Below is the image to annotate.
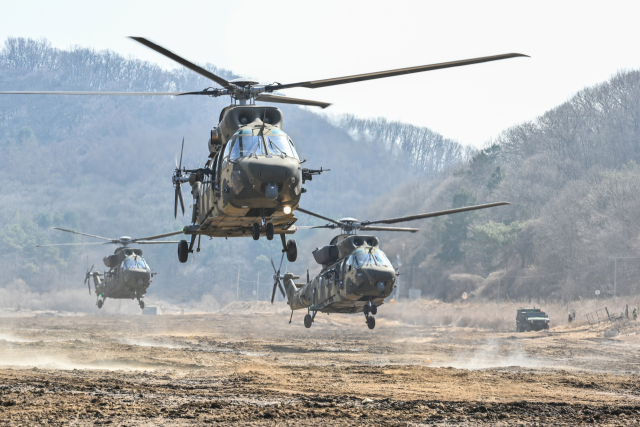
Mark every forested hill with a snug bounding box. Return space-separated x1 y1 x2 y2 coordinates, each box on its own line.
367 69 640 303
0 37 465 312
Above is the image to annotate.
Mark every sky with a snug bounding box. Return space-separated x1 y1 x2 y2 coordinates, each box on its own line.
1 0 640 147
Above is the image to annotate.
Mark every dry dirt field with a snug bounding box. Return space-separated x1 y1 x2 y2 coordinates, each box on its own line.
1 301 640 426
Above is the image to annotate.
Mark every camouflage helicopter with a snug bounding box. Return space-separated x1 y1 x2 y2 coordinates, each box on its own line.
36 228 182 309
269 202 510 329
1 37 527 264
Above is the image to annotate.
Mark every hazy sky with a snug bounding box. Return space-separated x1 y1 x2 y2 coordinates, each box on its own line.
1 0 639 147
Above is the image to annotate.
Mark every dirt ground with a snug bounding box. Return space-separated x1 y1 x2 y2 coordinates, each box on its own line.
1 302 640 426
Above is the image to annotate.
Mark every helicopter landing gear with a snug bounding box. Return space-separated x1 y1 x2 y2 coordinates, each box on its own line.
97 299 103 309
139 300 145 309
304 313 312 328
279 234 297 262
364 302 376 329
367 316 376 329
266 223 274 240
252 223 260 240
178 240 189 263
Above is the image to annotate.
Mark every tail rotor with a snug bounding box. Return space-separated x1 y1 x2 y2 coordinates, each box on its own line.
270 253 286 304
84 265 94 294
172 138 186 218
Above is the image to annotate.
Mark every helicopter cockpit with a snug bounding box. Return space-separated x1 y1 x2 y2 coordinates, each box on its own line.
351 249 393 269
121 257 150 271
223 129 300 166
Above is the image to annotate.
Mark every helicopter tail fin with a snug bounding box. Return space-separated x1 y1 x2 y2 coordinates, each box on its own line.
283 273 308 310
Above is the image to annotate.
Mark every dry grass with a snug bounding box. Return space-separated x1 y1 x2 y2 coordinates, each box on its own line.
379 297 638 331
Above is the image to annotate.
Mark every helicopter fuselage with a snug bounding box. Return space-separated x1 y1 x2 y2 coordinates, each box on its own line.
284 235 396 314
186 105 302 239
92 247 154 307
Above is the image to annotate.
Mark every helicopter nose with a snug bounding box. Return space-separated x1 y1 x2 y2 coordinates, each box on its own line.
125 269 149 284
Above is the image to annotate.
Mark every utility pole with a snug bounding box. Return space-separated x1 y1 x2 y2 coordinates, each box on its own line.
236 266 240 301
497 277 500 305
256 271 260 301
614 258 617 303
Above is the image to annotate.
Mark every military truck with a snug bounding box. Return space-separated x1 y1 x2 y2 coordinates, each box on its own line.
516 308 550 332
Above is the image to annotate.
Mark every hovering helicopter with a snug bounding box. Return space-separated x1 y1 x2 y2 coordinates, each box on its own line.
269 201 510 329
1 37 528 264
36 228 182 309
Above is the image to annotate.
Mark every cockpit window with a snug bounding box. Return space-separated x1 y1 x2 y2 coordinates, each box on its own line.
354 250 374 268
373 252 392 267
230 135 266 160
353 250 392 268
137 258 149 270
267 135 299 160
122 258 136 270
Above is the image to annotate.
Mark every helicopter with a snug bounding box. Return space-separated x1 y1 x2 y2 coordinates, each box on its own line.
36 227 182 309
1 37 528 264
269 201 510 329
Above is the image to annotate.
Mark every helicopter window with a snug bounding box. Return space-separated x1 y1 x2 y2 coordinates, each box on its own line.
373 252 392 267
122 258 137 270
267 136 299 160
221 141 233 169
354 251 375 268
230 135 265 160
137 258 149 270
346 255 353 272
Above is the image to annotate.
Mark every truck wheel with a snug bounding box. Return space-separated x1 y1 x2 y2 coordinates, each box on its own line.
266 223 274 240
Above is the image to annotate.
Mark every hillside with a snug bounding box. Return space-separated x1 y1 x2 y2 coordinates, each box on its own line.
369 69 640 303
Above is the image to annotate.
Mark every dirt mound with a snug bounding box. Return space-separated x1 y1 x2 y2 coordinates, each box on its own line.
219 301 290 314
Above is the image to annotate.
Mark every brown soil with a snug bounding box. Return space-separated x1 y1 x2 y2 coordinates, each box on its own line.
1 303 640 425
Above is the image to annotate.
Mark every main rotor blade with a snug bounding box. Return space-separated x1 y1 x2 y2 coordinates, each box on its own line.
295 225 338 230
51 227 114 241
364 202 512 225
266 53 528 91
255 94 331 109
296 208 341 226
36 242 113 247
133 231 184 242
129 37 231 88
270 258 277 274
136 241 182 244
360 226 420 233
0 91 193 96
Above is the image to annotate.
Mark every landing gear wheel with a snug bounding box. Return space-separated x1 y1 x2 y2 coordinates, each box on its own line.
304 313 313 328
286 239 298 262
266 223 274 240
371 305 378 315
139 300 145 309
178 240 189 263
97 300 103 309
252 223 260 241
367 316 376 330
364 304 370 316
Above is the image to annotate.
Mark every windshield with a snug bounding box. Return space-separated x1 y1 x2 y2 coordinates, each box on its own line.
373 251 393 267
122 258 137 270
267 135 299 159
137 258 149 270
354 250 392 268
230 135 266 160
